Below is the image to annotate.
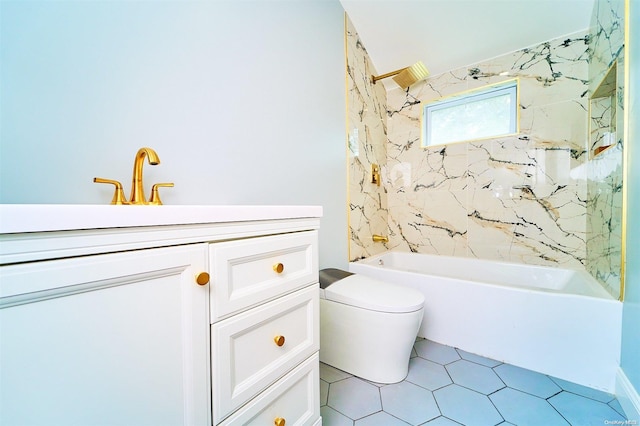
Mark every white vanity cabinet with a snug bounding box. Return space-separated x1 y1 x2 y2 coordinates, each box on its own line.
0 205 322 426
0 244 211 426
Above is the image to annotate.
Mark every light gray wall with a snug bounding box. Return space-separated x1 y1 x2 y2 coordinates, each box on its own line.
0 0 348 269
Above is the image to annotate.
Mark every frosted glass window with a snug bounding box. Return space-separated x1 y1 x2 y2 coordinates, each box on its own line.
422 80 518 146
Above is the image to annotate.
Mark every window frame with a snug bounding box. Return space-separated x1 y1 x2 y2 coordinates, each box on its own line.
421 78 519 148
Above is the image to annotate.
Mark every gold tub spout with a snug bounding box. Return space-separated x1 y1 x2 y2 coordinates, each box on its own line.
130 147 160 205
372 234 388 243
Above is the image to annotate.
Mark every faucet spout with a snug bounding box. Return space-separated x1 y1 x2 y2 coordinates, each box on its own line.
130 147 160 204
372 234 388 243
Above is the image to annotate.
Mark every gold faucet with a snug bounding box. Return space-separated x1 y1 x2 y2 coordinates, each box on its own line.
94 147 173 205
372 234 389 243
130 147 160 204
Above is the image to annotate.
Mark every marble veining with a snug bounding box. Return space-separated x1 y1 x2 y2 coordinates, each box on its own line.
346 17 388 261
586 0 624 299
382 29 591 269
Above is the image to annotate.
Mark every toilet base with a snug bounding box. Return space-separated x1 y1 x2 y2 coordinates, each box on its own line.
319 299 423 384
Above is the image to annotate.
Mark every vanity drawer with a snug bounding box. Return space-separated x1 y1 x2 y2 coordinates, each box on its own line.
211 285 319 424
209 231 317 322
219 353 320 426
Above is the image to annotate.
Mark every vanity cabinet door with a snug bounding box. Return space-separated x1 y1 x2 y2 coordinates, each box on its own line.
0 244 211 426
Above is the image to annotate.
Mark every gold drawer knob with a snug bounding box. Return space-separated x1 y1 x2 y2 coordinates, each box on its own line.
195 272 210 286
273 263 284 274
274 335 285 347
274 417 285 426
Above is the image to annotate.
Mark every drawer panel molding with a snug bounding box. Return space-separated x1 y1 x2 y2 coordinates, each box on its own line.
209 231 318 322
219 354 320 426
211 286 319 423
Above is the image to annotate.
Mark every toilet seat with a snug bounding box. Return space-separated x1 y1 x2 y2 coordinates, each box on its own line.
324 274 424 313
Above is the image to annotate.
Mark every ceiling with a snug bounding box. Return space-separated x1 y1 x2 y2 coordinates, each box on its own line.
339 0 595 84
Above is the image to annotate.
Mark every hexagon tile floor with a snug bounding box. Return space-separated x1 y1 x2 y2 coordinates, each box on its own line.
320 339 631 426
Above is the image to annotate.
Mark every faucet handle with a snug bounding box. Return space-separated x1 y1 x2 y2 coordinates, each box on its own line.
148 182 174 205
93 177 129 205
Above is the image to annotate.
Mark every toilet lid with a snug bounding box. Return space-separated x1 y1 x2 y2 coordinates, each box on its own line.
324 274 425 313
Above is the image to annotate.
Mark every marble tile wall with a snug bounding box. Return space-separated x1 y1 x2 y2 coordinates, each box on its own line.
346 0 625 299
384 32 590 269
346 16 389 260
586 0 625 299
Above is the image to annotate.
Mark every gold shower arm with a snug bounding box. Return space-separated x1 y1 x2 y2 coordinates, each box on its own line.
372 68 406 83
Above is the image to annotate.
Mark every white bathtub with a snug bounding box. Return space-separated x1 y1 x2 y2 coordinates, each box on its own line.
349 251 623 392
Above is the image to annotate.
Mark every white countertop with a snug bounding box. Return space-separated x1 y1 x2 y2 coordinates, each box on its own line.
0 204 323 234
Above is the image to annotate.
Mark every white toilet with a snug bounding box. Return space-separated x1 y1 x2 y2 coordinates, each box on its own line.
319 268 425 384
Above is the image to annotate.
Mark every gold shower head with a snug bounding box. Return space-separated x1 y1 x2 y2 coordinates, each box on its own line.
372 61 430 89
